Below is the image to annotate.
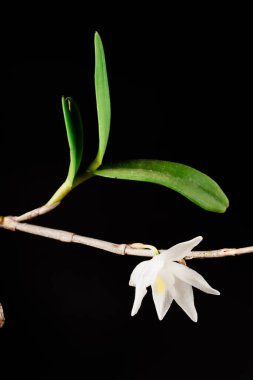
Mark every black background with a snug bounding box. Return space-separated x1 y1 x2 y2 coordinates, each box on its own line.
0 7 252 379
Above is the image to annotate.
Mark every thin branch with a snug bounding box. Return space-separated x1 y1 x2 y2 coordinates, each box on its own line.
1 216 253 259
14 202 60 222
185 247 253 260
1 216 149 256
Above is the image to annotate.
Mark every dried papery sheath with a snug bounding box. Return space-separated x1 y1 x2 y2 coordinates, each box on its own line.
0 303 5 328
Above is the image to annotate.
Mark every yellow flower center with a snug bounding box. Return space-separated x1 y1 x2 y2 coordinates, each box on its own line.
154 276 166 293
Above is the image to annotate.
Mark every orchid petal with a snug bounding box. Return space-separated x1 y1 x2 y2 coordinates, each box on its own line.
173 278 198 322
151 273 174 320
131 286 147 316
130 259 159 317
171 262 220 295
129 258 161 288
160 236 203 261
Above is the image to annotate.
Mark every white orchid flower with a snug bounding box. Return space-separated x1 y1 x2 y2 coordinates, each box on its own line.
129 236 220 322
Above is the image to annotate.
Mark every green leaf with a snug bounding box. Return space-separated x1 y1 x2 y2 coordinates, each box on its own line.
89 31 111 171
46 96 84 205
94 159 229 213
62 96 84 184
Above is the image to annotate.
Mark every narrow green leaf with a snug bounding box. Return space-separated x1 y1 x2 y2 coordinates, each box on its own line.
62 96 84 184
94 159 229 213
46 97 84 205
89 31 111 170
